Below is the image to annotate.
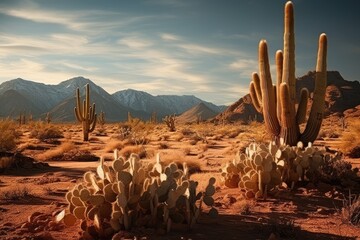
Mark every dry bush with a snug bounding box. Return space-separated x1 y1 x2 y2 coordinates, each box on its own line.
158 142 169 149
104 139 124 153
235 199 253 215
29 122 63 141
342 192 360 226
0 119 19 152
0 186 32 201
162 156 202 175
339 120 360 157
119 145 147 159
37 141 75 161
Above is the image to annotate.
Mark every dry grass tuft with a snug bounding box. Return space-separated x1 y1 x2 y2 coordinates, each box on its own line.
104 139 124 153
37 141 74 161
339 120 360 157
29 122 63 141
342 192 360 226
119 145 147 159
0 119 19 152
0 186 32 201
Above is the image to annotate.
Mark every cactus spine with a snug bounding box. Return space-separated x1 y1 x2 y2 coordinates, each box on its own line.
74 84 97 141
249 1 327 146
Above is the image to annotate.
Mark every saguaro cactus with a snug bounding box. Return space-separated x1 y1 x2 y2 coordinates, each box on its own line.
249 1 327 146
74 84 97 141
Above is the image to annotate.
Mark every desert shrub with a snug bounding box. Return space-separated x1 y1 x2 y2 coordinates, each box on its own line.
319 153 359 186
0 119 19 152
119 145 147 159
116 120 151 145
339 120 360 156
36 141 75 161
29 122 63 141
158 142 169 149
341 192 360 226
0 186 32 201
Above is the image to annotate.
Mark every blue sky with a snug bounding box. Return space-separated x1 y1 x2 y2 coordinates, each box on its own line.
0 0 359 105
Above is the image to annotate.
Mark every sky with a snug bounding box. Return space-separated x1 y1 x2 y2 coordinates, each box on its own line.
0 0 359 105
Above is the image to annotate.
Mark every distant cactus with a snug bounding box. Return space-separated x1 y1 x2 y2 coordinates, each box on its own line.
97 111 105 127
18 113 26 125
74 84 97 141
249 1 327 146
163 114 176 132
150 111 157 124
45 112 51 124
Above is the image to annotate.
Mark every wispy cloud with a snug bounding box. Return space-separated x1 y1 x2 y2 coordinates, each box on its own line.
160 33 181 41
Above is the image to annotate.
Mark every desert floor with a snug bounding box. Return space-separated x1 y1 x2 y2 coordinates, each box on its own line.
0 119 359 240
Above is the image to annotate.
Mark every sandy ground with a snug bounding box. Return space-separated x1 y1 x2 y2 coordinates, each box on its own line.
0 122 359 240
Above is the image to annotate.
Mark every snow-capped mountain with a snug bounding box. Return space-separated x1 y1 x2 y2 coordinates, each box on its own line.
112 89 226 117
0 77 226 121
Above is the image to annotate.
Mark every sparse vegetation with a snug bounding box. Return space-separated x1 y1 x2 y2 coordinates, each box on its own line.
0 119 19 152
339 120 360 157
29 122 63 141
341 192 360 226
0 186 32 201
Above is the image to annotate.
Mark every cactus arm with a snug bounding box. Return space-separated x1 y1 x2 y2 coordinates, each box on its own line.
276 50 283 121
296 88 309 124
85 84 90 119
252 72 263 108
300 34 327 143
75 88 84 122
282 1 296 108
250 82 262 113
259 40 280 138
89 113 97 132
279 83 299 146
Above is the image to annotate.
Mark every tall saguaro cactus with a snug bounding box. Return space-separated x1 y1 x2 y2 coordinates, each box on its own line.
74 84 97 141
249 1 327 146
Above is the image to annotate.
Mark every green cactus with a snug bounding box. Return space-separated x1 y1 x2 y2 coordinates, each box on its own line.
249 1 327 146
74 83 97 141
163 114 176 132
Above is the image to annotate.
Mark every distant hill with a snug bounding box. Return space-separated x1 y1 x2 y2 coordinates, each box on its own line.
214 71 360 123
112 89 226 118
177 102 218 123
0 77 225 122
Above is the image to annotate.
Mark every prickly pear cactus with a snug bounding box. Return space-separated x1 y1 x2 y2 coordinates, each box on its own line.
222 142 332 199
58 152 217 239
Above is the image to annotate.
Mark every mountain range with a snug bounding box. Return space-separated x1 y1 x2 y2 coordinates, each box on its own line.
0 77 226 122
215 71 360 123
